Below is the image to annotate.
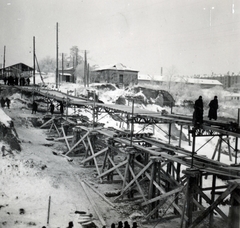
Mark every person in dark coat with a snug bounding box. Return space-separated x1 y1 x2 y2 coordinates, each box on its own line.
3 76 7 85
208 96 218 120
193 96 203 125
32 101 38 114
59 101 64 115
50 102 55 115
1 97 5 108
26 77 30 85
67 221 74 228
5 97 10 109
111 223 116 228
123 221 130 228
132 222 138 228
118 221 123 228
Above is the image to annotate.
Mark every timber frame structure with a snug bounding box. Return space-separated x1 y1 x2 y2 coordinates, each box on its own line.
16 86 240 227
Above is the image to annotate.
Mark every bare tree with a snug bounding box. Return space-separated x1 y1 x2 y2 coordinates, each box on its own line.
39 56 56 73
70 46 83 68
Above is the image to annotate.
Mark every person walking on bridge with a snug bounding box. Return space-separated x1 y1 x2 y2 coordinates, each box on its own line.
208 96 218 120
49 102 55 115
193 96 203 126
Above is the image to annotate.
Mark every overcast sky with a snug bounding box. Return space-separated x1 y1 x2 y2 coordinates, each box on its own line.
0 0 239 76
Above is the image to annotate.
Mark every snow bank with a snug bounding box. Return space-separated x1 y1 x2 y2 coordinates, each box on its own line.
0 108 12 127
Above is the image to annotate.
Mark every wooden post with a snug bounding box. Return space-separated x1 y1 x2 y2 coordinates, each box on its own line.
182 168 200 228
179 125 183 147
209 174 217 227
47 196 51 225
168 123 172 144
191 128 196 168
148 160 157 218
228 180 240 228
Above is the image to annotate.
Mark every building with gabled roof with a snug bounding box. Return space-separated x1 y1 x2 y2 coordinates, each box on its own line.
0 62 33 79
93 63 138 87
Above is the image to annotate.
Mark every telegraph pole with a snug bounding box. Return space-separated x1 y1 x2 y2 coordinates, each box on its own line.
3 45 6 69
56 22 59 88
33 36 35 85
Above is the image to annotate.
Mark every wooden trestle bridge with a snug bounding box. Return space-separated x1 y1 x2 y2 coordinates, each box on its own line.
18 86 240 228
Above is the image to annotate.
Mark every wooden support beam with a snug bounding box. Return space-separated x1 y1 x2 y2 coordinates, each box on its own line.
98 160 128 178
87 136 101 178
189 183 238 228
65 131 90 156
114 160 153 202
40 117 55 128
142 186 184 206
107 155 126 182
80 147 108 164
128 165 147 202
61 125 70 150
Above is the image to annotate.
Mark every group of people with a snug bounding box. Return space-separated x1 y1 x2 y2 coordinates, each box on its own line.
3 76 30 86
102 221 138 228
31 100 64 115
1 97 11 109
193 95 218 126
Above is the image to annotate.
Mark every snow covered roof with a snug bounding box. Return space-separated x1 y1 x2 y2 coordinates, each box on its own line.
94 63 138 72
59 73 72 76
138 74 222 85
0 62 33 71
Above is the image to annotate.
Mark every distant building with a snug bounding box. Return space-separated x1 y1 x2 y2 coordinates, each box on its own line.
202 73 240 88
0 62 33 80
93 63 138 87
58 67 76 83
138 74 222 89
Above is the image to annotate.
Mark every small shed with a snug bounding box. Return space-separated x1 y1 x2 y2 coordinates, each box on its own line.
93 63 138 87
58 67 75 83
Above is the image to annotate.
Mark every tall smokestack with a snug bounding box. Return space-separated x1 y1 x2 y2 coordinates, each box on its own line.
161 67 163 76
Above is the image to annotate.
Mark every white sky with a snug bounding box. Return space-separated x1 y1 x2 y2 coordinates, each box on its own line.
0 0 239 76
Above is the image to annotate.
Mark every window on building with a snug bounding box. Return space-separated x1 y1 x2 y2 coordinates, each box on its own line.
119 74 123 83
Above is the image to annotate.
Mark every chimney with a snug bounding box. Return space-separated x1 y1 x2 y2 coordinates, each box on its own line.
161 67 163 76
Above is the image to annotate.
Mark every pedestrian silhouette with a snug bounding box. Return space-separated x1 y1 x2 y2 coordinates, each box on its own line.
50 102 55 115
32 101 38 114
1 97 5 108
124 221 130 228
5 97 10 109
208 96 218 120
67 221 74 228
193 96 203 126
118 221 123 228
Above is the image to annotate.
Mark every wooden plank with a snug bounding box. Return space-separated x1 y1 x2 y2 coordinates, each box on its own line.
80 181 106 226
83 180 115 208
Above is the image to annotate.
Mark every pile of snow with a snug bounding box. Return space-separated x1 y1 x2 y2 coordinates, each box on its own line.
0 108 12 127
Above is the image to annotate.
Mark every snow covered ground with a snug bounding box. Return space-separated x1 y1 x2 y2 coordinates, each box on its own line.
0 80 239 228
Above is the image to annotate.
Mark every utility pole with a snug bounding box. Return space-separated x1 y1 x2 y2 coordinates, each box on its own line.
56 22 59 88
62 53 64 85
33 36 35 85
3 45 6 74
84 50 87 87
